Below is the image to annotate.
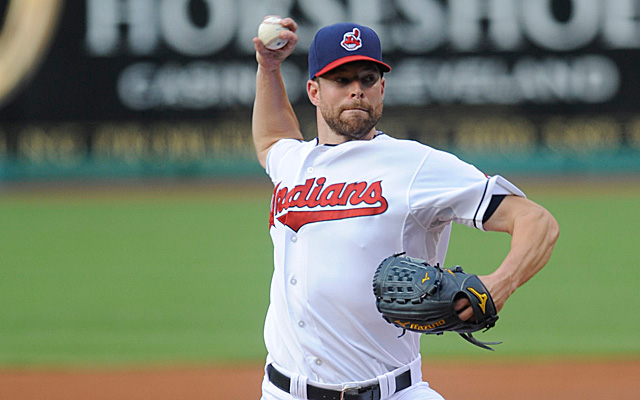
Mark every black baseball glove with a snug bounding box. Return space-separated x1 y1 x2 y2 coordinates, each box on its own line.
372 253 501 350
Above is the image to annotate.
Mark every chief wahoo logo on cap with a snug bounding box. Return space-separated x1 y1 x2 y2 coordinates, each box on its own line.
341 28 363 51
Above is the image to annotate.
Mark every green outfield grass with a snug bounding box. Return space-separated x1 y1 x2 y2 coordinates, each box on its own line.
1 180 639 367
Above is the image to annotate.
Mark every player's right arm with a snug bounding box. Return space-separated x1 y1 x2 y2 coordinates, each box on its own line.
252 17 303 168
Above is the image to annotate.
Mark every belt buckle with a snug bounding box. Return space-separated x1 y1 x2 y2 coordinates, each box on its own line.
340 384 362 400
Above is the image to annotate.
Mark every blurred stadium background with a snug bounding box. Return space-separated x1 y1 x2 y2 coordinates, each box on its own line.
1 1 639 399
2 0 640 181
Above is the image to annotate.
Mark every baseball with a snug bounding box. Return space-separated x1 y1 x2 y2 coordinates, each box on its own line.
258 17 289 50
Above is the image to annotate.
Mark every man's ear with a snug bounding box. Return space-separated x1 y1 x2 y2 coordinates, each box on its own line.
380 77 385 99
307 79 320 106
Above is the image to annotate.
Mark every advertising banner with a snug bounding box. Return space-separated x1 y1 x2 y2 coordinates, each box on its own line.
1 0 640 181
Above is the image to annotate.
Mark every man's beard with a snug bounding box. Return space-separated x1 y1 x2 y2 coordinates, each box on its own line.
320 101 383 141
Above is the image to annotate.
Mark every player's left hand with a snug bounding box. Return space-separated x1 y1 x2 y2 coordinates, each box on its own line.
454 297 474 321
455 275 508 321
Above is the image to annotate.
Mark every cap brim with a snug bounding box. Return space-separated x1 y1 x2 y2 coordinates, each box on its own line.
315 55 391 78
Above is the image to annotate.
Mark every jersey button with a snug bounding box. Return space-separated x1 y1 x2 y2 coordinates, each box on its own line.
290 277 297 285
315 359 322 366
306 167 314 174
291 236 297 242
298 321 305 328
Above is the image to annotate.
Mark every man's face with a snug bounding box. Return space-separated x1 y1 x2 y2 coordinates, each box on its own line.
315 62 385 140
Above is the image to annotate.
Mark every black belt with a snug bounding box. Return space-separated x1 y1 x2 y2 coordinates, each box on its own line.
267 363 412 400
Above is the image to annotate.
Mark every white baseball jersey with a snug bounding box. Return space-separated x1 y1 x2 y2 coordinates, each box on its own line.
263 133 524 384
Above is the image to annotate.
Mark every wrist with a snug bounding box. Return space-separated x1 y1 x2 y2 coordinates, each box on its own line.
482 271 515 313
257 62 283 76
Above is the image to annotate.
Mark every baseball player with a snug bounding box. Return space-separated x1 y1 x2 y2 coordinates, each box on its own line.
252 17 559 400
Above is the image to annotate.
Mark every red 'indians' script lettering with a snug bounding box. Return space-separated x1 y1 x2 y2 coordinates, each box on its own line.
269 177 388 232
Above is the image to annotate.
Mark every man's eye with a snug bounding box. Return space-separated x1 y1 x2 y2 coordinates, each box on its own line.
336 77 350 84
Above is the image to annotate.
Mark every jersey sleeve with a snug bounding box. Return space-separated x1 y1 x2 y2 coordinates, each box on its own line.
265 138 304 183
408 149 525 231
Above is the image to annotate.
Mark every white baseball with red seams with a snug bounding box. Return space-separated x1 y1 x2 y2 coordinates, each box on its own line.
258 16 289 50
262 133 524 385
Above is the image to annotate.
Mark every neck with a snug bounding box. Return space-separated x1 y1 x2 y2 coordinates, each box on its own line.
318 131 376 145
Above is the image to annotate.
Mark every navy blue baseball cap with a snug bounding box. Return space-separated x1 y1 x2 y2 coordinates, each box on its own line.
308 22 391 79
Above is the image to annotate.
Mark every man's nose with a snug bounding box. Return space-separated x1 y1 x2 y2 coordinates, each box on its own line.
350 81 364 98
